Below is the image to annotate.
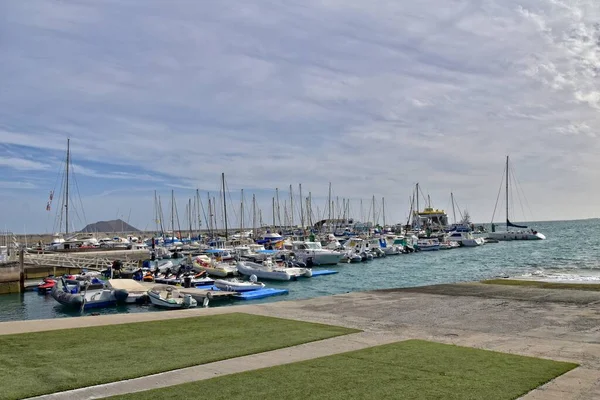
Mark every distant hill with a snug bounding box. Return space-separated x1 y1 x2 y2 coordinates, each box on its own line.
80 219 140 233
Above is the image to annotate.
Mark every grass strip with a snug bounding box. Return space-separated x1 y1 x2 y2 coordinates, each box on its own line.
0 312 358 399
482 279 600 291
112 339 577 400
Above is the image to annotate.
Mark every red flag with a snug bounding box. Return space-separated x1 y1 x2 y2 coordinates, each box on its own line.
46 202 51 211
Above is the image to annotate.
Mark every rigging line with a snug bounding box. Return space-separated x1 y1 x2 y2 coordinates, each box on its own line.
510 163 534 222
70 164 88 228
509 163 526 222
490 164 505 223
223 178 239 227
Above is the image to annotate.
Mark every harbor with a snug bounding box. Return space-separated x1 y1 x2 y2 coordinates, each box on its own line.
1 218 599 322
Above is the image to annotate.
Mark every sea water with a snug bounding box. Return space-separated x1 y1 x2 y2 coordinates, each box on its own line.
1 218 599 322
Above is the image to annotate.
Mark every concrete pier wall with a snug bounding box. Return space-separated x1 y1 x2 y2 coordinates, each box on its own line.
0 262 21 295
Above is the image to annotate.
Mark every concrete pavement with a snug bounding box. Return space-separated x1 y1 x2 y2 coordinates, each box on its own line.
2 282 600 399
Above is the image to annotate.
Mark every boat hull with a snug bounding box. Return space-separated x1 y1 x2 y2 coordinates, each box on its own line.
236 262 292 281
487 231 546 241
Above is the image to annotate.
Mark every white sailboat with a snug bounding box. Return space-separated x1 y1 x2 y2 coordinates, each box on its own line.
488 156 546 241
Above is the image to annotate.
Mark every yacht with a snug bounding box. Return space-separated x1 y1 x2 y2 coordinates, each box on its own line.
290 241 342 266
445 231 485 247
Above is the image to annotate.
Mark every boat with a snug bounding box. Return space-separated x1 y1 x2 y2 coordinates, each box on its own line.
289 241 342 266
37 277 56 294
445 231 485 247
193 255 237 277
50 277 117 310
147 285 197 308
214 277 265 292
439 241 460 250
487 156 546 241
416 239 440 251
236 259 312 281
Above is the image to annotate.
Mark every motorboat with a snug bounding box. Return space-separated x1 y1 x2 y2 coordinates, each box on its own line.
417 239 440 251
214 277 265 292
147 285 197 309
445 231 485 247
193 255 237 277
289 241 342 266
236 258 312 281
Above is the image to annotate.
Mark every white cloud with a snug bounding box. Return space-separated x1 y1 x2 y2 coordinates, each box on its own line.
0 156 50 171
2 0 600 232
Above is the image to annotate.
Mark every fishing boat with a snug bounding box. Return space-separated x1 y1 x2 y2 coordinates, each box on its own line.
488 156 546 241
214 277 265 292
147 285 197 309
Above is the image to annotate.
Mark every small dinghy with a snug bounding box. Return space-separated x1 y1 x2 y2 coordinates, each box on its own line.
51 277 117 310
147 285 197 309
214 275 265 292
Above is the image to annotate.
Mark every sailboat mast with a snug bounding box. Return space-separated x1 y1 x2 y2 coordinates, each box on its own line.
382 197 386 228
327 182 332 230
188 198 192 239
506 156 509 231
289 184 294 228
65 138 70 236
222 173 228 240
416 183 420 212
506 155 509 230
240 189 244 233
207 192 212 237
252 194 257 240
196 189 202 238
299 183 304 230
451 192 456 224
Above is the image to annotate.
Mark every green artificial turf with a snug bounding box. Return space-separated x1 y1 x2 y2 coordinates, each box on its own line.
112 340 577 400
0 313 359 399
482 279 600 291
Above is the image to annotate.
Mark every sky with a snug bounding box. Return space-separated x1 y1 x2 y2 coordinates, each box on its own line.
1 0 600 234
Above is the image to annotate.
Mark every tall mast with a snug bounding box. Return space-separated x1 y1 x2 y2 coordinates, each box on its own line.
506 155 509 230
252 194 257 239
299 183 304 230
382 197 386 228
272 197 276 229
275 188 281 228
222 173 228 240
207 192 212 237
372 195 376 230
188 198 192 239
154 190 159 234
327 182 332 231
65 138 70 236
240 189 244 233
289 184 294 228
308 192 313 227
196 189 202 238
451 192 457 224
416 183 420 213
171 190 176 240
